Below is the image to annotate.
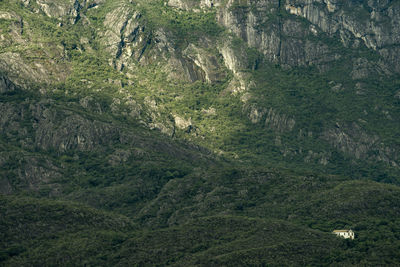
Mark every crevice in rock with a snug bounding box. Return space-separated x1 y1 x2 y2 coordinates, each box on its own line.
73 0 81 24
116 19 129 59
137 33 152 62
19 18 24 35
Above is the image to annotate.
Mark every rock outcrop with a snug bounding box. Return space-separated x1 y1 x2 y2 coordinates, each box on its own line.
322 122 398 167
167 0 400 73
182 43 226 83
285 0 400 72
0 74 16 94
102 4 148 69
24 0 103 24
168 0 221 10
0 0 398 181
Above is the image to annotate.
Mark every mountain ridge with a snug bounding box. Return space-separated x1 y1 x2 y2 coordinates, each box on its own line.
1 0 400 265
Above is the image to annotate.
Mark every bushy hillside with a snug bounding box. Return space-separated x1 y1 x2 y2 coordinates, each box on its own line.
1 0 400 265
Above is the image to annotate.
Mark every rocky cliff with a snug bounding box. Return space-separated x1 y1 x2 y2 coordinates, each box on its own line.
169 0 400 72
1 0 400 265
1 0 400 184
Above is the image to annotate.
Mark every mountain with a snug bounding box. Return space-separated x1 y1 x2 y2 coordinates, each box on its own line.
1 0 400 265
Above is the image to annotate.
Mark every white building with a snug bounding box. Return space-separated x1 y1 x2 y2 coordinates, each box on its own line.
332 229 355 240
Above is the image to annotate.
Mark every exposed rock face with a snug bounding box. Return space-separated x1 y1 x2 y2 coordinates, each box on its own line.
214 0 340 69
0 74 16 94
284 0 400 72
0 0 398 179
154 29 212 83
247 105 267 124
0 152 61 194
0 52 68 88
245 104 295 132
35 113 121 152
322 123 398 167
27 0 103 24
0 96 212 196
183 43 226 83
142 96 175 136
101 5 224 83
0 98 121 152
265 108 296 133
218 38 253 93
36 0 81 22
102 5 148 69
174 115 192 131
16 156 61 191
162 0 400 170
285 0 400 48
167 0 400 73
0 10 68 87
217 1 281 62
168 0 221 10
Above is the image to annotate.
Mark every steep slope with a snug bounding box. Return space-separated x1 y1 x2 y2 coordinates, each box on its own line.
1 0 400 265
1 0 400 180
0 78 217 218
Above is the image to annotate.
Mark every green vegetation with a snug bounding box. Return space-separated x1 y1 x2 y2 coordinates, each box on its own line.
1 0 400 265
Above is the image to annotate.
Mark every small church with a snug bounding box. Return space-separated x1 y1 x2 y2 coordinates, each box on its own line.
332 229 355 240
